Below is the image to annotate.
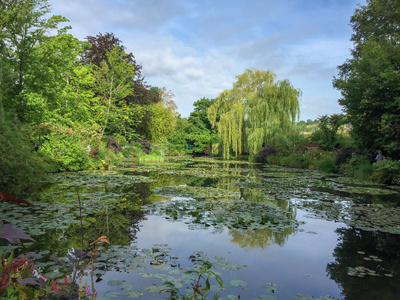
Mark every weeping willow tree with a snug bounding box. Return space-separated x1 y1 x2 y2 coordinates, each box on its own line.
208 69 301 160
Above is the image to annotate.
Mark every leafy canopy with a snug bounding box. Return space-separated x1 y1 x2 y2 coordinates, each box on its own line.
333 0 400 159
208 69 300 160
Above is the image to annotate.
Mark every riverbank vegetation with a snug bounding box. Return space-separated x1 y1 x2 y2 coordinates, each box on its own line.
1 0 400 199
1 1 400 298
1 0 400 193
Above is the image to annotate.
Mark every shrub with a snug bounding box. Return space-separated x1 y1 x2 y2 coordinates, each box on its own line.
354 163 373 181
335 146 355 166
106 136 122 153
136 137 151 154
27 123 103 172
281 153 308 169
0 121 50 196
151 143 164 156
315 156 337 173
97 145 123 169
265 154 280 165
370 159 400 184
343 155 370 177
256 145 276 163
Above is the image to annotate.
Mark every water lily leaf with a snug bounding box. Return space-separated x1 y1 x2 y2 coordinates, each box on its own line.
124 291 143 298
227 295 240 300
139 273 152 278
263 283 279 293
256 295 278 300
107 280 122 286
118 284 133 291
144 285 163 293
210 284 225 292
104 291 121 298
230 279 247 288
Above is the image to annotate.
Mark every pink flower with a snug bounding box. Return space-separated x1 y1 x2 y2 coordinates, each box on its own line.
86 287 90 295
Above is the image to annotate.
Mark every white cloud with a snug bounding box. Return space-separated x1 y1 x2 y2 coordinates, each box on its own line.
49 0 365 120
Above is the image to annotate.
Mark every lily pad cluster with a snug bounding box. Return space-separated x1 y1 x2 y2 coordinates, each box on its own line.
296 200 400 234
153 185 240 199
49 169 154 188
77 244 249 299
143 198 302 231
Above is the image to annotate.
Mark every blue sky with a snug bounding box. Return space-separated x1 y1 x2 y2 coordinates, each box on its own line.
50 0 366 120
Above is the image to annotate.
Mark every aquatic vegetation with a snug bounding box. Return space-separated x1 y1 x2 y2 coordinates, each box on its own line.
1 157 400 299
143 197 302 232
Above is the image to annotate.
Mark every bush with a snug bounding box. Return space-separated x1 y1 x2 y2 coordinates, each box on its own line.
265 154 281 165
315 156 337 173
343 155 370 177
281 153 308 169
0 121 50 196
97 145 124 169
151 143 164 156
136 137 151 154
354 163 373 181
256 145 276 163
370 159 400 184
27 122 103 171
335 146 356 166
106 136 122 153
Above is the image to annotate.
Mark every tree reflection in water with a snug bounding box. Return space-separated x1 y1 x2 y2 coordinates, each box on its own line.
327 226 400 300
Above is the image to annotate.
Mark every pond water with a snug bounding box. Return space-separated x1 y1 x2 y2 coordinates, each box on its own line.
1 158 400 300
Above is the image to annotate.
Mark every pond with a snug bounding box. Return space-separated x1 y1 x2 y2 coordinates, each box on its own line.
1 157 400 299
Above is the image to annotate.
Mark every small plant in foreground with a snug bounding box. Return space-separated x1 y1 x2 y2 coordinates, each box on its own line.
161 258 224 300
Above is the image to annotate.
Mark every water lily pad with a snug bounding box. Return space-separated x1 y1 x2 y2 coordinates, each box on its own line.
210 284 225 293
107 280 122 286
104 291 121 298
230 279 247 288
256 295 278 300
124 291 143 298
263 283 279 293
144 285 163 293
118 284 133 291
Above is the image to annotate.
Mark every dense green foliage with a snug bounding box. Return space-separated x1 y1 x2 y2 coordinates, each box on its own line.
333 0 400 159
0 0 180 195
208 69 301 160
1 0 400 198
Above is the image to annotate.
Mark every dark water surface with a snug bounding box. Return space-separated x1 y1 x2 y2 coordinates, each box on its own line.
1 158 400 299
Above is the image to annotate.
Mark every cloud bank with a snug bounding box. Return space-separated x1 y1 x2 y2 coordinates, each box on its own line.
50 0 365 120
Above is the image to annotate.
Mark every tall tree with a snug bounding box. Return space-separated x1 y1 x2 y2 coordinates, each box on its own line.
186 98 219 154
92 45 135 135
22 22 90 124
333 0 400 158
0 0 51 120
208 69 300 160
81 32 155 106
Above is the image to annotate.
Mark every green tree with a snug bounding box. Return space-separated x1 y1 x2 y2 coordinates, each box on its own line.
208 69 300 160
186 98 220 154
333 0 400 159
92 45 135 135
310 114 346 150
22 22 91 125
0 0 52 120
146 102 176 142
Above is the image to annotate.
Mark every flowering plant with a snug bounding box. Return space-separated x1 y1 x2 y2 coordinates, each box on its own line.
27 123 103 171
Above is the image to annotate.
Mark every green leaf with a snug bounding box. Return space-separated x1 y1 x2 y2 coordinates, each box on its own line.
229 279 247 288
